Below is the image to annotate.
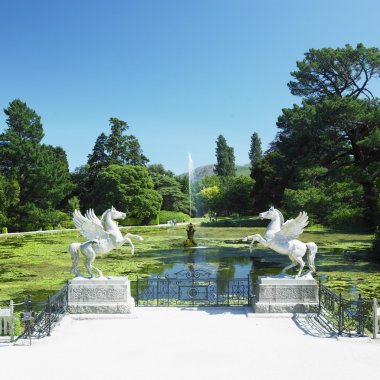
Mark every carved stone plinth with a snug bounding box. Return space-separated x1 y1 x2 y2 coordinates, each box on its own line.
68 277 134 314
252 275 318 313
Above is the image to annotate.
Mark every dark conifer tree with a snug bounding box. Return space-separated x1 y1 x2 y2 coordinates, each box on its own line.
214 135 235 177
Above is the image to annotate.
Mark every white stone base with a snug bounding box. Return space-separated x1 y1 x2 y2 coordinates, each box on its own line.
252 300 318 313
68 277 135 314
252 274 319 314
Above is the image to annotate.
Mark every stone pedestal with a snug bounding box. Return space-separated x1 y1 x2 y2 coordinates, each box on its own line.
252 275 318 313
68 277 134 314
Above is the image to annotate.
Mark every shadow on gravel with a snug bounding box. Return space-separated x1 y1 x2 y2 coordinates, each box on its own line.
292 314 337 339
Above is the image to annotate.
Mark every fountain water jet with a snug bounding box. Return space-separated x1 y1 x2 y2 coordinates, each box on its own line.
188 152 194 219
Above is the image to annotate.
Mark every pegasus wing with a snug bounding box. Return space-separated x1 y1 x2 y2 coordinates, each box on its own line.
275 211 309 240
85 208 102 227
73 209 109 241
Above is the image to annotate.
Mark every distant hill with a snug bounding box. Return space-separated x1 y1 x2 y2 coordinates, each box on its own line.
181 163 251 181
235 163 251 177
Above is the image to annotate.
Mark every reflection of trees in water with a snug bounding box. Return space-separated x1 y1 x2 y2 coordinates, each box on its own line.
132 247 255 299
216 263 235 293
186 250 195 270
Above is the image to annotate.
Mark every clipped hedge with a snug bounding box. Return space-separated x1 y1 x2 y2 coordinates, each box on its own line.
201 218 266 228
121 215 159 226
159 211 190 224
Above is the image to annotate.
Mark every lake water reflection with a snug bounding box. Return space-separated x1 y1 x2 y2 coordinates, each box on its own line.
141 244 380 299
144 246 291 284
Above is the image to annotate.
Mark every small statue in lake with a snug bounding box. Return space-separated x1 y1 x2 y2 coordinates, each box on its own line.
184 222 197 247
242 207 318 278
69 207 144 278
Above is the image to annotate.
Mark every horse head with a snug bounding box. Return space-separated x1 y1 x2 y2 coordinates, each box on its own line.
259 207 284 225
109 206 126 220
259 206 277 220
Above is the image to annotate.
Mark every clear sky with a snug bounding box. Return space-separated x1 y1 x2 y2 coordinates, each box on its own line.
1 0 380 174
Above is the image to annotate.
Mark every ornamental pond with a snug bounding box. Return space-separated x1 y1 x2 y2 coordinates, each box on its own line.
0 224 379 302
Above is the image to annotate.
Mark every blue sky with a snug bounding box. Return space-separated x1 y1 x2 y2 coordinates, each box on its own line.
1 0 380 174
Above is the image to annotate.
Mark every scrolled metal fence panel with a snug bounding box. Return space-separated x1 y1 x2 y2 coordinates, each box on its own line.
18 283 68 340
134 270 252 307
318 281 374 337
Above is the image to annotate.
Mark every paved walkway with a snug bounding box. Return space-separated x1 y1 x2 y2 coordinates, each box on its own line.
1 308 379 380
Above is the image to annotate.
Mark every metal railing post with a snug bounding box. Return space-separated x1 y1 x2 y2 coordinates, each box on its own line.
47 296 51 336
136 276 139 307
247 274 250 305
156 278 159 307
26 294 32 344
227 280 230 306
358 293 363 336
66 280 69 307
216 279 219 306
373 298 378 340
338 293 343 335
318 279 322 315
23 295 30 336
167 278 170 307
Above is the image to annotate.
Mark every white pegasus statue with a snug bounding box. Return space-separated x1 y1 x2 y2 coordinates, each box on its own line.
69 207 144 278
243 207 317 278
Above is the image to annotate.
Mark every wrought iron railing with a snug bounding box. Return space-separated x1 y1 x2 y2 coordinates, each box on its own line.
318 281 374 337
18 283 69 340
133 270 252 307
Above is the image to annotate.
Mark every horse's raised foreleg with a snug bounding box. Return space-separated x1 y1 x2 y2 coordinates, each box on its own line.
126 233 144 241
242 234 268 253
123 236 135 255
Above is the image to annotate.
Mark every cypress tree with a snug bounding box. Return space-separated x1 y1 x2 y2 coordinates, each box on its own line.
214 135 236 177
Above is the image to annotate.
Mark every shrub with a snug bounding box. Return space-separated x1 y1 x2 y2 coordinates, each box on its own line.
159 211 190 224
59 219 75 229
373 228 380 255
12 204 73 232
121 215 159 226
201 218 266 228
326 207 365 229
1 227 7 234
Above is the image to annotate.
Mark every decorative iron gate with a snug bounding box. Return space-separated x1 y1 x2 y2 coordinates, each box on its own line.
134 270 252 307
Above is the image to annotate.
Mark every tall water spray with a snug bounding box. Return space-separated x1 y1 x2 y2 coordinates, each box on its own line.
188 153 194 219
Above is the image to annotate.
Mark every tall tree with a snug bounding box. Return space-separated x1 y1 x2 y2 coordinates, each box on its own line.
288 43 380 101
0 99 44 178
248 132 262 172
251 44 380 231
26 145 73 209
0 99 73 231
87 132 108 180
148 164 188 213
0 100 72 207
214 135 236 177
91 165 162 223
107 117 148 166
0 175 19 227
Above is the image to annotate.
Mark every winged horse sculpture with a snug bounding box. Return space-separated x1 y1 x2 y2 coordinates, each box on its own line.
69 207 144 278
243 207 317 277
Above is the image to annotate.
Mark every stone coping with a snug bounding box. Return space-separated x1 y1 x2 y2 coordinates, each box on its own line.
258 274 317 286
70 276 130 285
